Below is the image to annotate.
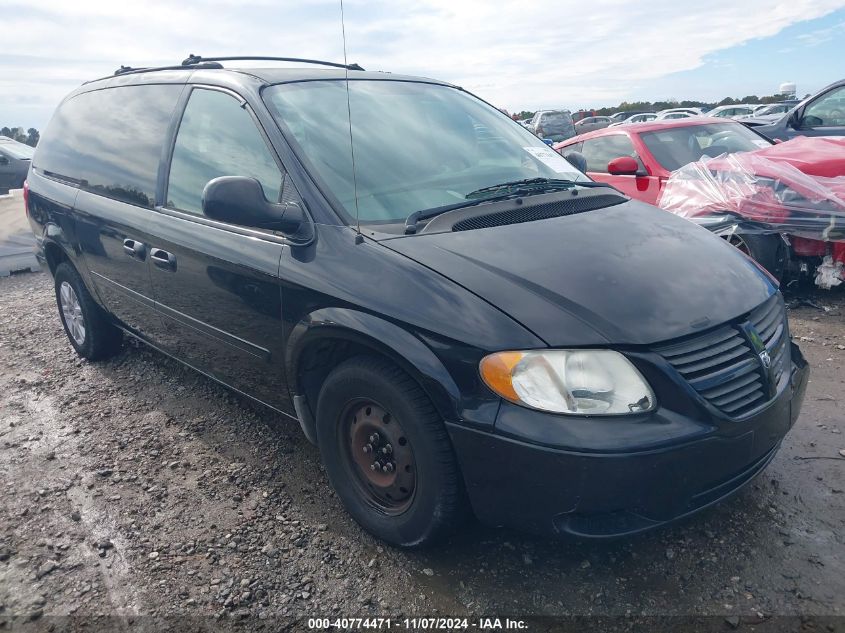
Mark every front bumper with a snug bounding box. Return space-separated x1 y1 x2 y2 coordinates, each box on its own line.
448 343 809 537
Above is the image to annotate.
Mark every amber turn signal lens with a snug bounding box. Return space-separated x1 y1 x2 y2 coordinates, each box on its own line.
479 351 524 402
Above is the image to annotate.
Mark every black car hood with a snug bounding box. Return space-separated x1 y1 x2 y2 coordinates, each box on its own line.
382 199 775 347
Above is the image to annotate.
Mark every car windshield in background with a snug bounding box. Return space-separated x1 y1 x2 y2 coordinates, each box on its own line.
264 81 585 226
1 142 35 160
640 122 772 171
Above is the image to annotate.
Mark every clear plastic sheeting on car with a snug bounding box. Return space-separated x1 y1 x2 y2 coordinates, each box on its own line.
658 138 845 243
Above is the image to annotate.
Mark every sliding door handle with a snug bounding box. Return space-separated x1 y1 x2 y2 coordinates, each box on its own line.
150 248 177 272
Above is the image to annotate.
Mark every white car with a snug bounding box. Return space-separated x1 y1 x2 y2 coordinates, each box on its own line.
655 111 695 120
608 112 657 127
656 107 703 117
706 105 756 119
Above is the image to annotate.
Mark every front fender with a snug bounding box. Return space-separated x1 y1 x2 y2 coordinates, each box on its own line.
286 307 462 425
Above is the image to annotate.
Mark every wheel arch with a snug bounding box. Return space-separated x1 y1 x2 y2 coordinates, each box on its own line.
286 308 462 444
42 237 71 276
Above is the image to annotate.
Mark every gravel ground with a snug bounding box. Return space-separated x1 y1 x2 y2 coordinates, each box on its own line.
0 270 843 631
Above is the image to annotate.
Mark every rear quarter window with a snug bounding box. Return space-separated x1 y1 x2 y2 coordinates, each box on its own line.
34 84 183 208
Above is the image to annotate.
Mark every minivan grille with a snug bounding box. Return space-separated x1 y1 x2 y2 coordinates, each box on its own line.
653 294 790 418
450 194 626 232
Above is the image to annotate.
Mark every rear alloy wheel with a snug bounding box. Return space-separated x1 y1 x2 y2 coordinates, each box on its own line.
54 262 122 360
316 356 468 547
59 281 86 347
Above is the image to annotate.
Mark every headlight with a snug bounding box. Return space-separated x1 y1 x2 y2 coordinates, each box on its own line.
479 350 655 415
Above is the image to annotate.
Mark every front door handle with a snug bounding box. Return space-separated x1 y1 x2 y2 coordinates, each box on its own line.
122 239 146 260
150 247 177 272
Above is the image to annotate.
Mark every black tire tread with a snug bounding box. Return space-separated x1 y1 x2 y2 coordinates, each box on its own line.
54 262 122 361
317 355 468 547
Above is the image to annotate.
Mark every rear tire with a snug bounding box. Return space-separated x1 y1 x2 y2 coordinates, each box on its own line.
316 355 468 547
54 262 122 360
727 233 786 280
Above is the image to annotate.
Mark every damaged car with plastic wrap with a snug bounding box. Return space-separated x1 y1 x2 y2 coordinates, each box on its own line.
659 136 845 289
27 58 809 547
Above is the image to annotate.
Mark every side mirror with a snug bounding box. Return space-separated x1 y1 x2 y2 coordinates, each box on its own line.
788 109 803 129
607 156 641 176
202 176 311 242
563 151 587 173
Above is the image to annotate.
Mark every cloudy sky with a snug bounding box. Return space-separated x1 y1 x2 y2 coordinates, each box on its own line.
2 0 845 129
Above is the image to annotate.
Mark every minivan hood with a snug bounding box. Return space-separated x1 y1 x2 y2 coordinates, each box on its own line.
382 199 774 347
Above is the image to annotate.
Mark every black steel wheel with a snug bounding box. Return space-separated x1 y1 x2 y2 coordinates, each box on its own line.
316 355 468 547
340 400 417 515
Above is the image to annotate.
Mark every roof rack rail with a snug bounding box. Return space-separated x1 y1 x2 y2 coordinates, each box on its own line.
181 54 365 72
109 62 224 79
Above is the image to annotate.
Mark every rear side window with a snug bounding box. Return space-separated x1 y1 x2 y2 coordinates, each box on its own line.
581 135 637 173
34 85 182 207
166 88 283 215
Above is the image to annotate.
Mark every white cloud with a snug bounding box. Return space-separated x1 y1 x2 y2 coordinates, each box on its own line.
795 19 845 45
2 0 844 127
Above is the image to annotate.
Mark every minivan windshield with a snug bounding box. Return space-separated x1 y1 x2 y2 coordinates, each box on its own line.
264 80 586 227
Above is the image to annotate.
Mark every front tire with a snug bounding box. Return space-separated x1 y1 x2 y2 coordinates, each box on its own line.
54 262 122 360
316 356 468 547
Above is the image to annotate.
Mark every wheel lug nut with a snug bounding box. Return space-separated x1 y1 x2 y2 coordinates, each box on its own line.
383 463 395 473
382 444 392 455
363 444 372 453
369 433 380 445
370 463 379 471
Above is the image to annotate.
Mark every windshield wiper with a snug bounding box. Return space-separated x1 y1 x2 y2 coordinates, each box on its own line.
464 177 615 200
404 198 506 234
403 178 621 235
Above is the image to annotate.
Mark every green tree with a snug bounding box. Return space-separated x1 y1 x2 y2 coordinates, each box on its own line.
26 128 40 147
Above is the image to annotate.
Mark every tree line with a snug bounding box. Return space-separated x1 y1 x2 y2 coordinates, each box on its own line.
1 127 40 147
513 92 809 121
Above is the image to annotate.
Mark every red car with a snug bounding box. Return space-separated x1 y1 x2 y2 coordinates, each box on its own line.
552 117 774 205
553 119 845 287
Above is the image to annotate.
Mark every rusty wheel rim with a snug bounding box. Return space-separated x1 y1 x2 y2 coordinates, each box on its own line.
339 400 416 515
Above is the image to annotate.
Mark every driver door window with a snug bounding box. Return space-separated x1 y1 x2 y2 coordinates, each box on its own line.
803 86 845 128
167 88 284 215
581 135 638 173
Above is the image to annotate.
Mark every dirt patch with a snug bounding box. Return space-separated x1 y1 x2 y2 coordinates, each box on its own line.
0 271 843 629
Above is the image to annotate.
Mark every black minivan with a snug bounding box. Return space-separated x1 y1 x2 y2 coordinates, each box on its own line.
27 57 809 546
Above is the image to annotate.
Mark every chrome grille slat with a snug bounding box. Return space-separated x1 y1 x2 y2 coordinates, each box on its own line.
653 294 789 418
